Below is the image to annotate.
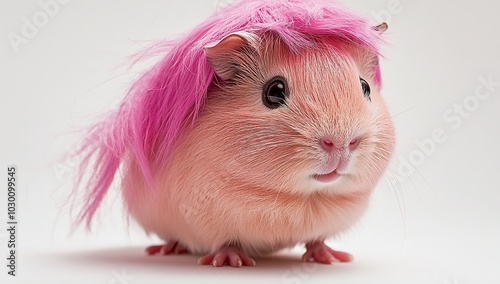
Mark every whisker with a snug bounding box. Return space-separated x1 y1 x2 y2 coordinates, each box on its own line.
413 167 439 201
391 106 417 119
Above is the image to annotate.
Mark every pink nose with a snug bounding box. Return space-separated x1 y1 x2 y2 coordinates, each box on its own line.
349 137 361 151
319 136 361 153
320 136 336 153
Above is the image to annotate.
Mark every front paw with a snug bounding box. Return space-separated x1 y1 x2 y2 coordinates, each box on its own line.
145 241 189 255
198 246 256 268
302 241 353 264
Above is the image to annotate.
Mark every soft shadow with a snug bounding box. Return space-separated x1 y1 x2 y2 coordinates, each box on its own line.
47 246 367 274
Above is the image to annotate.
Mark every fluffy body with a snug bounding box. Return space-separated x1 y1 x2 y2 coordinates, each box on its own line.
73 0 395 262
124 38 394 255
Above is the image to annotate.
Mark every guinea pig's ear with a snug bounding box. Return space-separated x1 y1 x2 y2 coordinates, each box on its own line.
373 22 388 34
204 32 255 81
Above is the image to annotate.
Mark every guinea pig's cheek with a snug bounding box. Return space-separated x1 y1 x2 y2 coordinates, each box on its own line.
340 151 362 175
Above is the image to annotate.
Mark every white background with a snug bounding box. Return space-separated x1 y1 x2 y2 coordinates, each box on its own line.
1 0 499 283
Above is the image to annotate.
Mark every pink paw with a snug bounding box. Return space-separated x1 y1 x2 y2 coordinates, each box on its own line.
302 241 353 264
145 241 189 255
198 247 256 268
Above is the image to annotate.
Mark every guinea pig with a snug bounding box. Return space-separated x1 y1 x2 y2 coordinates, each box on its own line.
72 0 395 268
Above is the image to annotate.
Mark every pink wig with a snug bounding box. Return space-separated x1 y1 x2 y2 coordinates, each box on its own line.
74 0 383 228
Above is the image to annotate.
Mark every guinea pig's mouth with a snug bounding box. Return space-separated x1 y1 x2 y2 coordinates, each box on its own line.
312 170 340 183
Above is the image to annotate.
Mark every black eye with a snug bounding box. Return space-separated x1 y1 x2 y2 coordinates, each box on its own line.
360 77 371 101
263 77 289 109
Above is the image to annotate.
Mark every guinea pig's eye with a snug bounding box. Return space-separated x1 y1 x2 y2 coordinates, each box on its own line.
360 77 371 101
263 77 289 109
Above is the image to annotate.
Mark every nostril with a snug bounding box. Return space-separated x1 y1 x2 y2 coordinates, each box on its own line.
323 139 334 147
349 137 361 151
320 137 336 153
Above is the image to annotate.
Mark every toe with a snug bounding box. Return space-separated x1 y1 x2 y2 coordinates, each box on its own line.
160 242 177 255
212 253 228 267
240 254 256 266
326 248 353 262
145 245 162 255
198 253 215 266
315 248 335 264
173 243 188 254
301 250 314 262
227 250 242 267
